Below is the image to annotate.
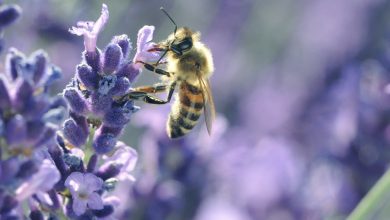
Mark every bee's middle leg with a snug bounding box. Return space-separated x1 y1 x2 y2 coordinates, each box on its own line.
126 82 176 104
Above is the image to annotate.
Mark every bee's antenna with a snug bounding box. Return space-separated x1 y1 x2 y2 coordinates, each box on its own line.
160 7 177 36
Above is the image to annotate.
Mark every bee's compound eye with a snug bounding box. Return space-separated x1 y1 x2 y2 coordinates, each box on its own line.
171 45 182 55
178 38 193 51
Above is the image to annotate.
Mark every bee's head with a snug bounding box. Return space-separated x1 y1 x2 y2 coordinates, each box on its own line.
159 8 200 56
169 27 200 56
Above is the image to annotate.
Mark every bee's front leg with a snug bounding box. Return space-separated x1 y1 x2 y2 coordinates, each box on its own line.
135 61 172 77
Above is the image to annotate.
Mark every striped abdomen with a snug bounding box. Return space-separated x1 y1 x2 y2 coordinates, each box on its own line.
167 81 204 138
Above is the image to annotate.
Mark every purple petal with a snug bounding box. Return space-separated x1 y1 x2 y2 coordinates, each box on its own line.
96 163 121 180
91 4 109 36
69 4 109 53
65 172 84 194
87 192 104 210
133 26 162 69
72 196 88 216
136 25 154 52
109 142 138 172
84 173 103 192
36 191 54 206
15 159 60 201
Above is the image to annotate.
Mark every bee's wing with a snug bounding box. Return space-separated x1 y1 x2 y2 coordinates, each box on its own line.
198 76 216 135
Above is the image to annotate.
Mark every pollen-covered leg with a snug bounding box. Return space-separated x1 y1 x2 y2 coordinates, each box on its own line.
123 82 177 104
133 83 168 93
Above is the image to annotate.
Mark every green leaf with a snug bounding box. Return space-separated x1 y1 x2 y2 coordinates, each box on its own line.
347 169 390 220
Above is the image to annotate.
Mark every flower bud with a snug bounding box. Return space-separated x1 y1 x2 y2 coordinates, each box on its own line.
63 118 88 147
5 48 23 80
0 4 21 28
90 92 111 114
31 50 48 84
111 35 131 59
63 88 88 115
103 43 122 74
76 63 98 90
13 79 33 111
93 132 116 154
109 76 130 96
103 106 130 128
96 163 120 180
84 49 101 73
116 62 140 83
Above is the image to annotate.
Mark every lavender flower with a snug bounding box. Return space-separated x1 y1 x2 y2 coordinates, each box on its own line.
0 48 66 154
100 141 138 181
65 172 104 216
69 4 109 53
15 159 60 202
0 14 66 219
64 4 160 155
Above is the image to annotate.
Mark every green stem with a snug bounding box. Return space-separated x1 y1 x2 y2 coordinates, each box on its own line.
347 169 390 220
84 126 96 159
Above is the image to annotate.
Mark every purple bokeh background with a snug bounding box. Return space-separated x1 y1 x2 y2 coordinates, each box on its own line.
2 0 390 219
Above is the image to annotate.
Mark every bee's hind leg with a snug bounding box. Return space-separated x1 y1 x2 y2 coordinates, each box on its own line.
135 61 172 77
125 82 176 104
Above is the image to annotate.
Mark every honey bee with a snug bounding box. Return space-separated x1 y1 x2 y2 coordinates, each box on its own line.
124 8 215 138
